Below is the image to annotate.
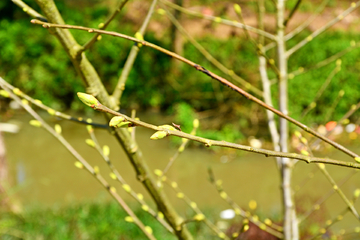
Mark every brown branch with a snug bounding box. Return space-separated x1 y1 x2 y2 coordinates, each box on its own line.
30 19 360 161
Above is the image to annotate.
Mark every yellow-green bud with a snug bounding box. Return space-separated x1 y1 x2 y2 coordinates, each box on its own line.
93 166 100 174
134 32 144 47
29 120 42 127
141 205 149 212
193 213 205 221
159 125 176 131
98 22 104 28
74 161 84 169
154 169 163 176
109 116 125 127
115 121 132 128
354 188 360 198
109 186 116 193
122 184 131 192
218 232 226 239
77 92 99 108
157 8 165 15
0 90 10 98
176 192 184 198
85 139 95 147
125 216 134 222
144 226 153 235
103 145 110 157
21 99 28 105
137 193 144 200
220 191 227 199
54 124 62 134
150 131 167 140
47 108 56 116
157 211 164 219
354 157 360 163
234 4 241 14
86 125 93 133
193 119 199 128
13 88 22 96
109 172 117 180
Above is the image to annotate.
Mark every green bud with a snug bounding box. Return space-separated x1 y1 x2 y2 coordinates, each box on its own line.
103 145 110 157
150 131 167 140
109 172 117 180
0 90 10 98
141 205 149 212
193 119 199 128
234 4 241 14
85 139 95 147
193 213 205 221
154 169 163 176
109 116 125 127
29 120 42 127
77 92 99 108
354 157 360 163
93 166 99 174
74 161 84 169
122 184 131 192
115 121 132 128
13 88 22 96
125 216 134 222
159 125 176 131
54 124 62 134
47 108 56 116
134 32 144 47
98 22 104 28
144 226 153 235
137 193 144 200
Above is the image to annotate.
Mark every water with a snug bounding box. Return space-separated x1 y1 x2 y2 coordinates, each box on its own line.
2 110 360 231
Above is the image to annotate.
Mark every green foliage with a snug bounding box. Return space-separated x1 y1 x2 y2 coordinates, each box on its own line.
0 202 223 239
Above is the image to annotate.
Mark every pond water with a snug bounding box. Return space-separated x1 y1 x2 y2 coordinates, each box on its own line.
2 110 360 231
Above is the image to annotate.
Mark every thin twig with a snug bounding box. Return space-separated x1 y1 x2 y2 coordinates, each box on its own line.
283 0 302 27
30 19 360 161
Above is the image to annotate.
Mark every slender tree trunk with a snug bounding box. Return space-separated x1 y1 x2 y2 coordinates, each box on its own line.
277 0 299 239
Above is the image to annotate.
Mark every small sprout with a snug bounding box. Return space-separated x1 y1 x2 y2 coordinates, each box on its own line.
194 213 205 221
268 59 275 65
355 227 360 233
161 176 166 182
336 59 342 66
252 215 259 222
214 17 221 23
23 7 28 12
314 204 320 210
97 35 102 41
21 99 29 105
355 157 360 163
150 131 167 140
157 211 164 219
85 139 95 148
115 121 132 128
338 15 344 20
125 216 134 222
182 138 187 143
300 137 307 144
29 120 42 127
339 90 345 97
232 232 239 238
154 169 163 177
351 40 356 46
159 124 176 131
176 192 184 198
109 172 117 180
93 166 100 174
103 145 110 157
12 88 22 96
342 119 350 125
228 69 234 76
141 205 149 212
333 185 338 190
205 140 212 147
193 119 199 128
0 90 10 98
243 224 249 232
137 193 144 200
144 226 153 235
171 182 178 188
259 224 266 230
190 202 197 209
218 233 226 239
234 4 241 14
310 102 316 108
294 131 302 138
318 163 325 169
86 125 93 133
298 67 304 72
288 73 294 79
216 179 222 186
55 124 62 134
47 108 56 116
86 118 92 123
74 161 84 169
157 8 165 15
351 2 357 8
319 228 326 234
234 208 241 215
249 200 257 210
122 184 131 192
98 22 104 28
77 92 99 108
353 188 360 198
326 220 332 226
220 191 227 199
306 35 313 41
88 29 94 33
264 218 272 225
109 186 116 193
134 32 144 47
109 116 125 127
300 150 309 156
